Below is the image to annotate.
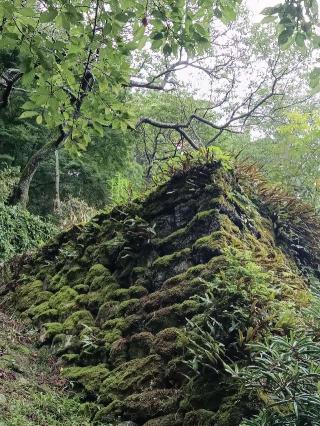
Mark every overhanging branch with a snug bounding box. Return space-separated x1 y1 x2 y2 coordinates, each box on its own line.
0 68 23 109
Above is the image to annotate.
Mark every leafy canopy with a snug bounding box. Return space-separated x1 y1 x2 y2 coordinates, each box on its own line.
0 0 240 152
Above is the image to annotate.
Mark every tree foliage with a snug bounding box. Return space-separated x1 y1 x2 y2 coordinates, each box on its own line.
0 0 240 144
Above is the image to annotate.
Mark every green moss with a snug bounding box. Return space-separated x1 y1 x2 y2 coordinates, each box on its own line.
156 227 187 247
110 285 148 301
34 290 53 304
27 301 50 318
128 332 154 359
65 265 84 285
76 289 110 315
143 413 184 426
34 308 59 323
51 333 81 354
85 263 107 279
84 263 116 291
74 284 89 293
183 409 215 426
102 317 126 331
193 227 243 256
152 248 191 269
1 159 317 425
193 208 216 221
62 364 109 394
154 328 181 358
100 355 163 403
94 237 125 266
27 301 60 324
146 300 200 332
15 280 44 311
96 301 118 325
118 298 139 315
63 310 94 334
119 389 180 421
213 390 254 426
93 400 122 423
128 285 148 298
50 272 67 291
40 322 64 342
48 286 78 314
61 353 80 364
104 329 123 351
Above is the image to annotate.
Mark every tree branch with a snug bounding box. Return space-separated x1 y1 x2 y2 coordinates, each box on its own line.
0 68 23 109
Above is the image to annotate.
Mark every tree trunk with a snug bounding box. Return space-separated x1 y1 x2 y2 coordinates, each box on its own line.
8 130 67 208
53 149 62 214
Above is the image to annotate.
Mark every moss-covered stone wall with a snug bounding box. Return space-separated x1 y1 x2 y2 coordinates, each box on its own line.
0 161 316 425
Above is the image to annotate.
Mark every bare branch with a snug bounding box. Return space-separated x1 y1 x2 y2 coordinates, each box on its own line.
136 116 199 150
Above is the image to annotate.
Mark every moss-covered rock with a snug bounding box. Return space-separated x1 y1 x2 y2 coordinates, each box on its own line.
183 409 215 426
48 286 78 314
40 322 64 342
1 159 319 425
15 280 44 311
62 364 109 394
63 310 94 334
100 355 164 403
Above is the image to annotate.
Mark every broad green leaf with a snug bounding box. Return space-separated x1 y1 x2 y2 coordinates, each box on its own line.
163 43 172 56
222 5 236 22
295 32 306 48
19 111 38 119
133 25 145 41
278 29 292 45
261 16 276 24
18 7 35 17
151 38 163 50
39 8 58 23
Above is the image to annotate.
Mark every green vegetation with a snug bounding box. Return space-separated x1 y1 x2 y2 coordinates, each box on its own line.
1 156 319 424
0 308 93 426
239 334 320 425
0 203 55 261
1 1 320 424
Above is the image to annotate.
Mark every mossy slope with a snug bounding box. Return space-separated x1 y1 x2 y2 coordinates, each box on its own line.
0 160 318 425
0 307 93 425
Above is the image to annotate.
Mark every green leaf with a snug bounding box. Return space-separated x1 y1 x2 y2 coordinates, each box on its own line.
295 32 306 48
133 25 145 41
261 15 276 24
151 38 163 50
56 13 70 31
39 8 58 23
163 43 172 56
115 12 129 23
151 31 164 40
309 68 320 89
261 6 281 16
278 29 292 45
19 7 35 17
222 5 236 22
19 111 38 119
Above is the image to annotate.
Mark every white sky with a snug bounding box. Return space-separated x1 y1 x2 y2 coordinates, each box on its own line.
246 0 283 22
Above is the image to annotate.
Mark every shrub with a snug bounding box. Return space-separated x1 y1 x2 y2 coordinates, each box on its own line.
239 333 320 425
57 196 98 230
0 203 55 261
0 165 20 203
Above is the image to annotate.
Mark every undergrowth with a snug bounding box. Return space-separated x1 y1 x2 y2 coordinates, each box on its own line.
0 204 55 261
235 161 320 265
184 247 320 425
0 308 94 426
